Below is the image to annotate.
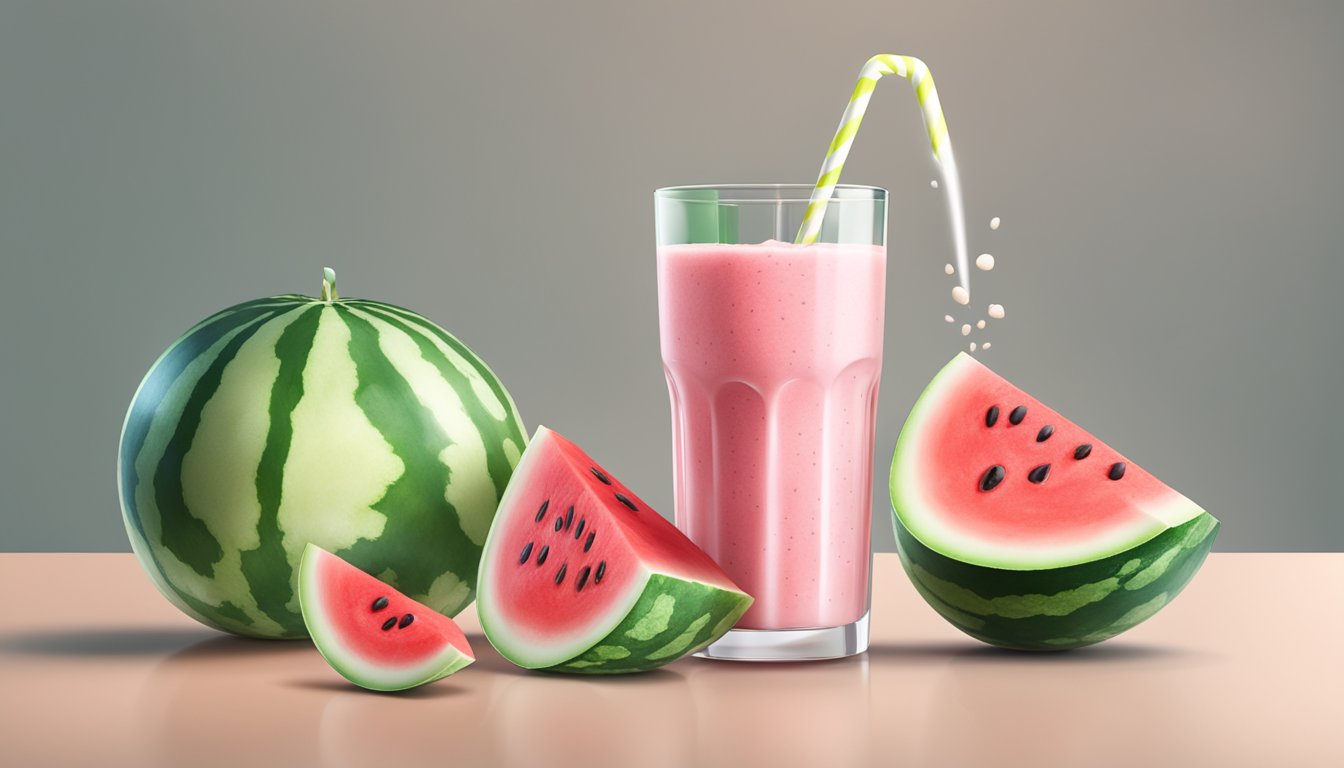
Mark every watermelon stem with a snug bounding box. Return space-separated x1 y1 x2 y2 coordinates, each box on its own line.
321 267 339 302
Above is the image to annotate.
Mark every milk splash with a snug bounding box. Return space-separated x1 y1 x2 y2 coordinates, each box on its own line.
942 214 1009 353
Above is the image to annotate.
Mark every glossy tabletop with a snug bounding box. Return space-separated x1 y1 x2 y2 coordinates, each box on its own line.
1 553 1339 767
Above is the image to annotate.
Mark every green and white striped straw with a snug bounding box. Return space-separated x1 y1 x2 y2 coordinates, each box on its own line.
796 54 968 289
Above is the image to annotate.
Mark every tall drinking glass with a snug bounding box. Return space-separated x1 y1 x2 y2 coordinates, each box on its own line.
655 185 887 661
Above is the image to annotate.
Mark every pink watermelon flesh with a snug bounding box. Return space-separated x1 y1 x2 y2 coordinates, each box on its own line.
299 545 473 690
477 426 751 671
892 353 1206 569
489 427 737 640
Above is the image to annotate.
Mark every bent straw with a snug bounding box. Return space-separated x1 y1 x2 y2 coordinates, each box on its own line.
797 54 968 290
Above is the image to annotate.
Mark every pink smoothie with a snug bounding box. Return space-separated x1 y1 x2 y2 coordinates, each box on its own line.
657 240 885 630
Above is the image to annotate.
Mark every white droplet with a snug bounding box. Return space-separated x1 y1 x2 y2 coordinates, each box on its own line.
969 342 977 352
976 253 995 271
930 179 939 189
982 342 992 350
961 324 972 336
944 263 955 275
990 217 1001 230
977 319 986 329
952 286 970 305
988 303 1005 319
944 315 955 323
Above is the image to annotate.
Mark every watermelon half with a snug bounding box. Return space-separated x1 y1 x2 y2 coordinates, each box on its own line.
477 427 753 674
299 544 474 691
890 353 1219 650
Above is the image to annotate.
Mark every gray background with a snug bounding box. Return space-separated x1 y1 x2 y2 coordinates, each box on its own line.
2 1 1340 552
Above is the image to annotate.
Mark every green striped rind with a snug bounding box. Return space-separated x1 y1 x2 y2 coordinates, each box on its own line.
118 293 526 639
539 573 751 675
893 512 1219 650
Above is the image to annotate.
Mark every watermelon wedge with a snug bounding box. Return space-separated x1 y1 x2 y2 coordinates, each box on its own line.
890 353 1219 650
477 426 753 674
299 544 474 691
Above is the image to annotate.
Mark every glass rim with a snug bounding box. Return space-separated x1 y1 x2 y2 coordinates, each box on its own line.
655 184 887 204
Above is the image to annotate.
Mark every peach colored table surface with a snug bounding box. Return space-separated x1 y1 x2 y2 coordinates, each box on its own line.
1 553 1340 768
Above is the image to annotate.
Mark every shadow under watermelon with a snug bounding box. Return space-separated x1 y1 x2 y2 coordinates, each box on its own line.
0 625 220 657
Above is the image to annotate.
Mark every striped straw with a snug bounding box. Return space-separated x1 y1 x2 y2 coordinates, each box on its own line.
796 56 965 286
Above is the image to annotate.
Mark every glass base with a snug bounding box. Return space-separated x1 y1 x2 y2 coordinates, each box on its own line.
694 612 869 662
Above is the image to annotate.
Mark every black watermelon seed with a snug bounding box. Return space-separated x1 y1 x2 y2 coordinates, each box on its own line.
595 560 607 584
553 516 563 532
518 541 534 565
554 564 568 585
584 532 595 552
381 617 397 631
614 493 637 511
590 467 612 485
575 518 586 539
1008 405 1027 425
985 405 1000 427
1028 464 1051 484
564 505 575 531
537 545 549 565
1108 462 1127 481
1036 425 1054 442
1074 443 1093 460
980 465 1006 492
398 613 414 629
576 566 591 592
535 499 549 523
371 596 389 612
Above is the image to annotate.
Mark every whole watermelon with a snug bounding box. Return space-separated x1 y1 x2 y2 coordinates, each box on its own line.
117 269 526 638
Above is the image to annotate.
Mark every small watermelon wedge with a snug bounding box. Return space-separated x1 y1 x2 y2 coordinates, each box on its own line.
477 426 753 674
890 353 1219 650
299 544 474 691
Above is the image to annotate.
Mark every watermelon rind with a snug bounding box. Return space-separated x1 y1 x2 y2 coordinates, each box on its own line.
117 289 526 639
480 568 752 674
894 511 1218 650
299 544 474 692
891 353 1206 571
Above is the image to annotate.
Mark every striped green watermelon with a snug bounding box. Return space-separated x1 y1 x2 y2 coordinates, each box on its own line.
117 269 526 639
890 353 1219 650
477 426 753 674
